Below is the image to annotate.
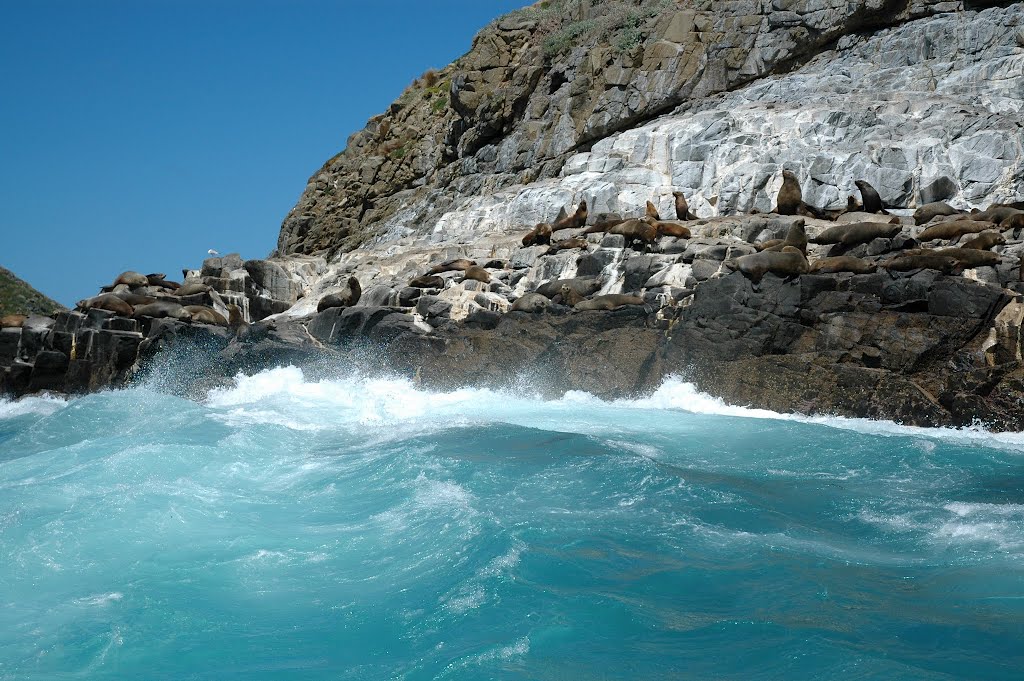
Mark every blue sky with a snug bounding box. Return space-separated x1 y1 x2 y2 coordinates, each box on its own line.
1 0 527 305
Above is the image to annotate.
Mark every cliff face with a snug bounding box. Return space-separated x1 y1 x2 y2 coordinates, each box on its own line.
277 0 1021 257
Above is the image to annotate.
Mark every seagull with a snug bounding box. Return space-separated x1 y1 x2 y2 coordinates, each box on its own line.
207 249 220 256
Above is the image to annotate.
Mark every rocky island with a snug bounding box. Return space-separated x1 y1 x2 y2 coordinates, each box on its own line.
3 0 1024 429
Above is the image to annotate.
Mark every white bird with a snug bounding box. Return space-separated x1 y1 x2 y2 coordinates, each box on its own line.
207 249 220 256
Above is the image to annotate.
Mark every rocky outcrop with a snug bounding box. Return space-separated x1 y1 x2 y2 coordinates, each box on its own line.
277 0 1023 258
0 266 65 317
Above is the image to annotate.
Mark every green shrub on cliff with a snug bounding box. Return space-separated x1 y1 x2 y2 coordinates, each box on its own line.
0 266 65 317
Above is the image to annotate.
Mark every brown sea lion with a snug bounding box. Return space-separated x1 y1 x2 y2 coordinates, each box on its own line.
557 284 585 307
150 278 181 291
726 246 809 283
913 201 960 225
132 301 190 320
1 314 27 328
317 277 361 312
183 305 229 326
426 258 475 275
545 238 590 255
578 217 626 235
931 248 1001 268
226 304 246 330
535 277 601 299
976 205 1023 224
999 213 1024 232
960 231 1006 250
645 201 661 220
145 273 167 285
652 220 691 239
113 291 158 306
839 221 902 246
114 271 149 287
809 256 877 274
509 292 551 313
461 266 491 284
776 170 802 215
522 222 553 247
673 191 697 220
917 220 994 242
552 200 588 232
78 293 134 316
483 259 508 270
408 275 445 289
755 239 785 251
175 283 213 297
855 180 886 214
574 294 646 311
882 253 963 274
609 218 658 250
762 220 808 254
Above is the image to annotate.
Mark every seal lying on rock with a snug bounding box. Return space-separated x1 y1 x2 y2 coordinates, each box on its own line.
914 201 959 225
960 231 1006 250
838 221 902 246
408 274 445 289
574 294 646 311
78 294 134 316
132 301 191 320
556 285 585 307
461 266 491 284
673 191 697 220
809 256 877 274
114 292 158 306
758 220 807 254
726 246 809 284
908 248 1002 269
1 314 27 328
1000 213 1024 233
427 259 475 275
317 276 361 312
609 218 658 250
114 271 149 287
535 277 601 299
522 222 553 247
545 238 590 255
882 253 963 274
175 283 213 297
510 293 551 313
650 219 691 239
917 220 994 242
183 305 228 326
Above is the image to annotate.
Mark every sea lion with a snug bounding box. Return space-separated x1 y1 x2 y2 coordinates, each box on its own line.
78 293 134 316
113 291 158 306
226 304 246 330
917 220 994 242
609 218 658 250
552 200 588 232
483 259 508 270
0 314 27 328
574 294 646 311
408 274 445 289
645 201 661 220
809 256 877 274
317 277 361 311
855 180 885 214
762 220 808 254
113 271 149 287
535 277 601 299
960 231 1006 250
132 301 190 320
426 258 475 275
509 292 551 313
776 170 802 215
931 248 1001 268
726 246 809 283
882 253 963 274
174 283 213 297
975 205 1023 224
149 278 181 291
999 213 1024 233
755 239 785 251
913 201 960 225
839 221 902 246
183 305 228 326
673 191 697 220
556 284 585 307
545 238 590 255
652 220 692 239
578 217 626 235
146 273 167 285
522 222 553 247
461 266 491 284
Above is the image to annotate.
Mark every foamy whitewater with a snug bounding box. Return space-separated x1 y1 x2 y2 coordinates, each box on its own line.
2 367 1023 679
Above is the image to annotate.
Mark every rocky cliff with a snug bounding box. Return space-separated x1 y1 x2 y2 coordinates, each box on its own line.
0 266 65 318
5 0 1024 431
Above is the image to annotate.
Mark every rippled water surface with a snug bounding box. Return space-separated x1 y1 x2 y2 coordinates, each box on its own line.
1 367 1023 679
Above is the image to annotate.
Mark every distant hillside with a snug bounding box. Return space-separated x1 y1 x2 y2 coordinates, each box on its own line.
0 266 65 317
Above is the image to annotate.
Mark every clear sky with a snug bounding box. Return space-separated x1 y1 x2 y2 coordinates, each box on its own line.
1 0 527 306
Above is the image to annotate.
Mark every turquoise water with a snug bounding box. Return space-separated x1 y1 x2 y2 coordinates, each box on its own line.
1 367 1023 680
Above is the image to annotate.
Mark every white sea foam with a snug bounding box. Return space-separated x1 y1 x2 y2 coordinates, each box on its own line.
0 394 66 419
199 366 1024 450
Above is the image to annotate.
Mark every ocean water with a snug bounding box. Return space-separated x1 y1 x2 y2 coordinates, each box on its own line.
1 367 1023 680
